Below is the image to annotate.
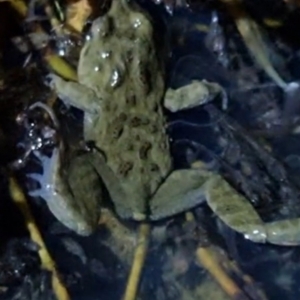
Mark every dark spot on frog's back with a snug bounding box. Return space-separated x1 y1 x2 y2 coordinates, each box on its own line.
150 163 159 172
130 116 149 127
148 123 158 133
138 64 151 94
110 113 127 138
111 122 123 139
139 141 152 160
116 112 127 123
118 161 134 177
126 95 137 106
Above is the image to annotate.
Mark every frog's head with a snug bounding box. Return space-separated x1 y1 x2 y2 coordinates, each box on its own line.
90 14 113 39
90 0 149 38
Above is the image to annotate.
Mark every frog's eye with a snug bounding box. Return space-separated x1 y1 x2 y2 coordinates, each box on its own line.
91 16 113 38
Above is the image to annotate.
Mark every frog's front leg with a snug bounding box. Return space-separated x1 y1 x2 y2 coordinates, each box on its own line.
164 80 227 112
28 147 103 235
50 74 101 113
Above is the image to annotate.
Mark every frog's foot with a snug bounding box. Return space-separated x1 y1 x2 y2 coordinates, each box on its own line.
164 80 227 112
28 148 103 235
149 168 211 221
49 74 101 114
257 219 300 246
204 174 300 245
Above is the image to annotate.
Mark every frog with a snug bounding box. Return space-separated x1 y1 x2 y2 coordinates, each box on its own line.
29 0 300 246
25 0 229 235
27 0 224 235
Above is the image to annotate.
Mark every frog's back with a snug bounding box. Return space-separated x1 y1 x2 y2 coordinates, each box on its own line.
79 0 172 217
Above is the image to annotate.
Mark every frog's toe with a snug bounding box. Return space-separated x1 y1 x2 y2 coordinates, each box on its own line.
27 172 49 199
44 73 60 89
28 187 44 198
26 172 42 182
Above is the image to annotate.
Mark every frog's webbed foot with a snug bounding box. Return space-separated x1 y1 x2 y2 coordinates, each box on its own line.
149 168 211 221
260 219 300 246
28 148 103 235
205 174 300 245
204 174 267 243
49 74 101 113
164 80 227 112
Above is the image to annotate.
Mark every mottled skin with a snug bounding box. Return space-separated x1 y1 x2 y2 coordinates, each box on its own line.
44 0 223 233
30 0 300 246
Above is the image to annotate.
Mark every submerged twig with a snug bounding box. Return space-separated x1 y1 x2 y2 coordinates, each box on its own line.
123 222 151 300
186 212 268 300
65 0 92 33
43 0 65 36
196 246 249 300
8 176 70 300
3 0 78 81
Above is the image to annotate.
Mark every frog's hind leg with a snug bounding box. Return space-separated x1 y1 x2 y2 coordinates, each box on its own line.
149 167 267 242
28 148 103 235
205 176 300 245
149 168 211 221
164 80 227 112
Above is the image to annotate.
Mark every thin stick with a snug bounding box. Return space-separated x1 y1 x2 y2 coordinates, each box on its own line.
123 222 150 300
222 259 268 300
9 176 70 300
196 247 250 300
185 212 250 299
